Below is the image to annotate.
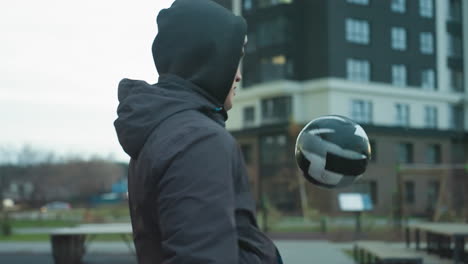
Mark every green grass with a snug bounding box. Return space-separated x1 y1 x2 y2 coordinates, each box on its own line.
0 233 130 242
88 206 130 219
10 219 77 228
1 207 407 241
270 225 322 233
269 224 395 233
0 234 50 241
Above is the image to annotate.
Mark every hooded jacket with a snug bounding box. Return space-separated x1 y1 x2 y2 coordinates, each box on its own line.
114 0 280 263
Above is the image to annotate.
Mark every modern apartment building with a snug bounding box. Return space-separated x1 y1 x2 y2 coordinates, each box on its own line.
217 0 467 216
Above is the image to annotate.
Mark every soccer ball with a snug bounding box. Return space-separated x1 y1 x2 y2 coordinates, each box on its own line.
295 115 371 189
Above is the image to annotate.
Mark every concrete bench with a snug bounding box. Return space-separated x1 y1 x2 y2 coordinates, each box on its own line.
49 223 134 264
354 241 423 264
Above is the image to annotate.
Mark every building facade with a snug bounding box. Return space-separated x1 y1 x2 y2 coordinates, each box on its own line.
218 0 467 216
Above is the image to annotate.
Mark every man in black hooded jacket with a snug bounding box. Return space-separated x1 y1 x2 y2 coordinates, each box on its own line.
114 0 282 263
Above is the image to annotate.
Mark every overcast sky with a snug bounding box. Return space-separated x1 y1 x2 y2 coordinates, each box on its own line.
1 0 176 162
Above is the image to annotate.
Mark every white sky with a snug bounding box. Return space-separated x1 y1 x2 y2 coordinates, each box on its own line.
0 0 176 162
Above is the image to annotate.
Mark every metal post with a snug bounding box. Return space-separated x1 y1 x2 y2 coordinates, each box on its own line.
353 245 358 262
405 226 410 248
355 211 362 234
453 236 463 264
396 167 403 230
0 168 5 236
415 229 420 250
0 167 4 212
427 232 432 254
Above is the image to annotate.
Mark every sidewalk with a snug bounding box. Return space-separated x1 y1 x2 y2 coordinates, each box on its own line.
276 241 355 264
0 240 356 264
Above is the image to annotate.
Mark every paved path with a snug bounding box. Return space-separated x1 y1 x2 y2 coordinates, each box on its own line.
276 241 354 264
0 253 137 264
0 240 356 264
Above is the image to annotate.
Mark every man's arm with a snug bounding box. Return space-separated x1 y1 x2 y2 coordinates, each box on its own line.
156 129 238 264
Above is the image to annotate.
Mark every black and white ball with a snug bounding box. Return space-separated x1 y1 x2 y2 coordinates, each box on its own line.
295 115 371 189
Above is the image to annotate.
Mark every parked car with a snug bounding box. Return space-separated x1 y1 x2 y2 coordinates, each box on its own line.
40 201 71 213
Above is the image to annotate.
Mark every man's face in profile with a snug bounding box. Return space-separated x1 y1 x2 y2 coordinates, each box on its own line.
224 37 247 111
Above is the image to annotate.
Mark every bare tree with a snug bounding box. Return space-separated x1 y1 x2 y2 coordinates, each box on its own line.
0 145 16 165
0 145 126 206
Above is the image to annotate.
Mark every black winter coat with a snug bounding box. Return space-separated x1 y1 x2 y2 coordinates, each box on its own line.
114 1 281 263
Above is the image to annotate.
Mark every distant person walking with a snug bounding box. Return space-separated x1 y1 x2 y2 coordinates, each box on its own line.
114 0 283 263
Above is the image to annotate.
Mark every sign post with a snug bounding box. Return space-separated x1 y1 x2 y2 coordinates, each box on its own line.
338 193 373 235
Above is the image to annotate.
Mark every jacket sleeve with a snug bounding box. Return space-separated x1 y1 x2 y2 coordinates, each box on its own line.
156 128 238 264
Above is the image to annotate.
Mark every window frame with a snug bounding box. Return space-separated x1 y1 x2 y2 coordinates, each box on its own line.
351 99 373 124
243 106 255 126
392 64 407 87
391 27 407 51
346 18 370 45
420 32 434 54
404 180 415 203
419 0 433 18
424 105 438 129
421 69 435 90
347 58 371 82
426 144 441 164
261 96 292 123
395 103 410 126
391 0 406 13
347 0 369 5
399 142 414 164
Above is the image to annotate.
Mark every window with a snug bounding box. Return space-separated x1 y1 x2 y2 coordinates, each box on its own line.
399 143 413 164
347 59 370 82
347 0 369 5
257 17 289 47
351 99 373 124
242 60 258 87
391 27 407 50
420 32 434 54
404 181 415 203
241 144 253 165
260 55 292 82
419 0 433 18
426 144 441 164
424 106 438 128
450 105 464 130
391 0 406 13
260 134 288 164
449 69 464 92
447 34 463 58
245 32 256 53
10 183 18 193
427 180 440 209
258 0 293 8
421 69 435 90
243 106 255 126
395 103 410 126
346 18 370 44
243 0 253 10
396 104 410 126
447 0 462 22
261 96 292 124
369 140 377 162
392 64 407 86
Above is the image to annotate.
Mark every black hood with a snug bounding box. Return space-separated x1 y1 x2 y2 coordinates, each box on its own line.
115 0 247 159
153 0 247 105
114 75 227 159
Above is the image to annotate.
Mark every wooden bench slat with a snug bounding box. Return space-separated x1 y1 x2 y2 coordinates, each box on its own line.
356 241 422 259
355 241 456 264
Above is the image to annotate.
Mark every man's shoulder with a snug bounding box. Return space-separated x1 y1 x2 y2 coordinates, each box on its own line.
169 109 228 135
145 110 234 155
